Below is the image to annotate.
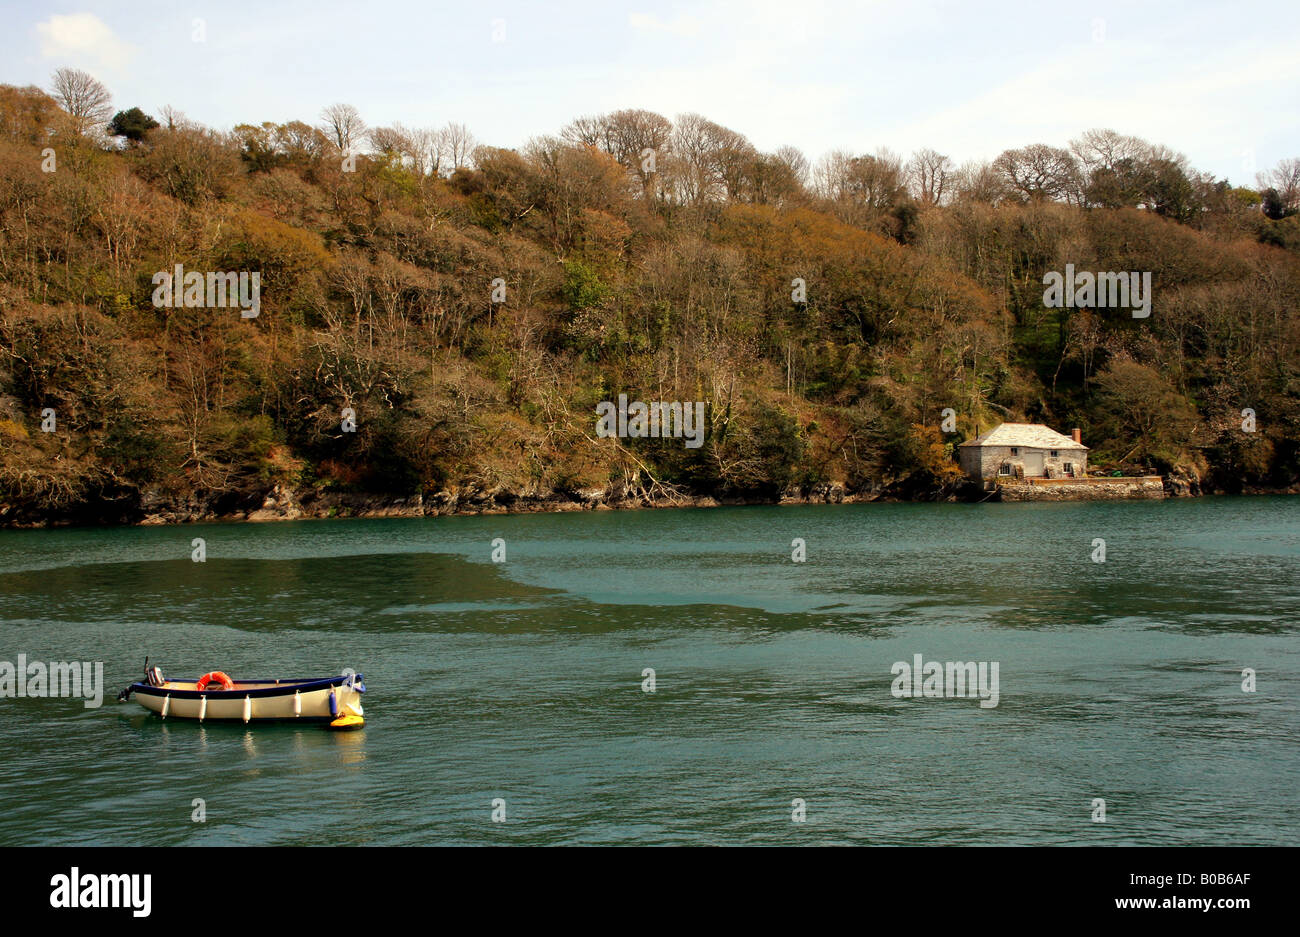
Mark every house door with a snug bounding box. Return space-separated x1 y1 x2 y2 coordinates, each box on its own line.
1023 450 1045 476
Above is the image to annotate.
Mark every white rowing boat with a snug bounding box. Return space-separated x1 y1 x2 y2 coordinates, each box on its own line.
118 662 366 729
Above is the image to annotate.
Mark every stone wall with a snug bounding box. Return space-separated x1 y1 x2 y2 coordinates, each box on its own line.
998 477 1165 501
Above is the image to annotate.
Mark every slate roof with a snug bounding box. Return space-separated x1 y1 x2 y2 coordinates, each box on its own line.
958 422 1088 450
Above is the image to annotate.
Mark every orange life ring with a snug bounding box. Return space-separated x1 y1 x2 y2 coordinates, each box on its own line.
196 671 235 692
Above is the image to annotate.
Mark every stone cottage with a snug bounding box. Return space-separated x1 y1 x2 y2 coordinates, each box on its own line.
958 423 1088 480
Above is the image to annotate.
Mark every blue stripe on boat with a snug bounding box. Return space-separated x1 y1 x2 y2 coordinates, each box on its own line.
131 675 357 700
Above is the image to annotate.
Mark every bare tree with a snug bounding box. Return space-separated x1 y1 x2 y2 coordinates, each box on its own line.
815 148 905 220
434 122 476 174
562 109 673 192
319 103 367 154
49 67 111 135
157 105 196 132
406 126 441 175
562 110 672 165
951 159 1010 204
607 110 672 164
279 121 327 161
993 143 1081 203
734 152 805 205
773 145 810 186
1258 157 1300 213
368 123 414 164
668 113 753 204
1069 128 1148 173
813 149 853 201
906 147 953 206
369 122 471 176
561 114 608 150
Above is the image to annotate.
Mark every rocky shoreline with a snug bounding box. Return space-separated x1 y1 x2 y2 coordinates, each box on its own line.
0 479 909 528
138 480 880 526
2 475 1297 529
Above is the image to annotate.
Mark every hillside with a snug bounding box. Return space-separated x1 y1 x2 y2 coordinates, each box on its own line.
2 82 1299 525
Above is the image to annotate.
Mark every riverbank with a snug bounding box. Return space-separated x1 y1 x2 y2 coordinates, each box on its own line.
2 473 1298 529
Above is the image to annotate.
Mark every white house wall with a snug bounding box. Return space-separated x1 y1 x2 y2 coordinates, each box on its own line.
961 445 1087 480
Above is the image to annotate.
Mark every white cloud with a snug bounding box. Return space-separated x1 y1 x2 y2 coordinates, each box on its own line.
35 13 135 71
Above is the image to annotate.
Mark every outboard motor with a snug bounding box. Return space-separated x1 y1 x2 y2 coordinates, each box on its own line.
121 658 165 700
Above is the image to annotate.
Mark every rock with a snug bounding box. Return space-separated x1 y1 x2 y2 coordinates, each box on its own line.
1164 467 1202 497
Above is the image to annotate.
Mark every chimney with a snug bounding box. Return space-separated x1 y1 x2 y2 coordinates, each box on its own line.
1071 428 1082 445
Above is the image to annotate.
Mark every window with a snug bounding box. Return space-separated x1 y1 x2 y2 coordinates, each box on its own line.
1064 462 1074 476
998 462 1012 476
1050 449 1059 458
1010 447 1019 456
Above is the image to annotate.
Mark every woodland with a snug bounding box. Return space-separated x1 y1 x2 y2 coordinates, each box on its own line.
1 70 1298 524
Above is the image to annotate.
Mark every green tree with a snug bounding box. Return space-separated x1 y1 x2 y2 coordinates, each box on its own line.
107 107 159 143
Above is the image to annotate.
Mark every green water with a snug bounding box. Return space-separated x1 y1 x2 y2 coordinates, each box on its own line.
0 498 1297 845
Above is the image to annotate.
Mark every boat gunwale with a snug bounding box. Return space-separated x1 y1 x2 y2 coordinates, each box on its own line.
129 674 358 700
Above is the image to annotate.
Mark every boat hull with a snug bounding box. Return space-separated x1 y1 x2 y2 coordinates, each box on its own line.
128 675 364 723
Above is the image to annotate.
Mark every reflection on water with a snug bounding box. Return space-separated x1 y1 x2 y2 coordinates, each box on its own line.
333 731 367 769
0 497 1297 845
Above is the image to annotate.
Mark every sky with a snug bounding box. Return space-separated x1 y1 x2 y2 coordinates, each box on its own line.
2 0 1298 185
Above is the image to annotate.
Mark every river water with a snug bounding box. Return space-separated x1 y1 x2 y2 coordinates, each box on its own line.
1 497 1296 845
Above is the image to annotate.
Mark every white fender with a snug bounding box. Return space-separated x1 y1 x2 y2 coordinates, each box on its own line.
293 690 301 717
242 695 251 723
161 694 170 718
199 695 207 721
